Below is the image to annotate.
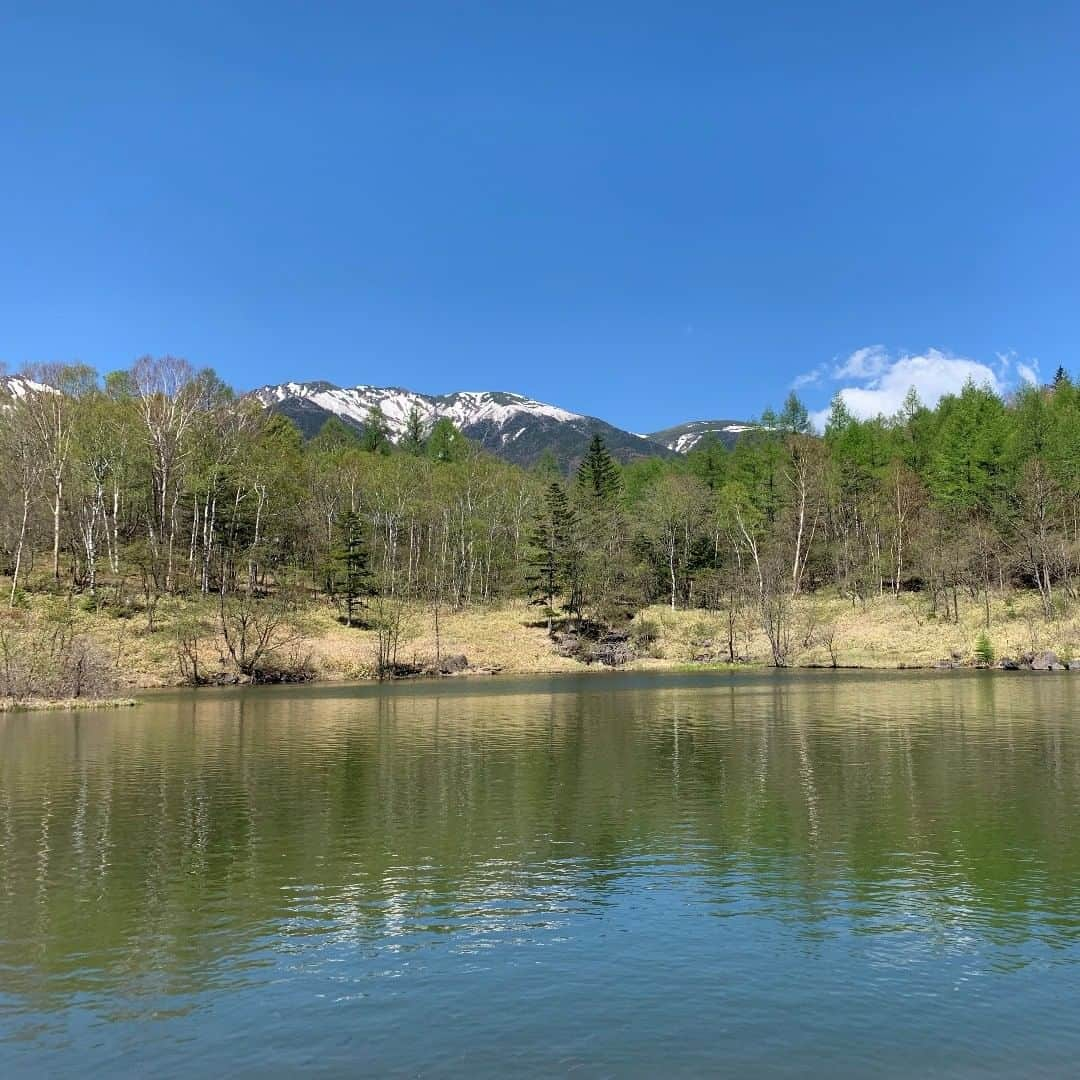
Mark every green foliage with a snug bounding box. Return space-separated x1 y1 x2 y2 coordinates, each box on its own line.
686 436 728 490
974 632 995 667
427 418 467 463
525 482 583 627
331 510 373 626
929 380 1008 513
531 449 562 481
776 392 812 435
3 349 1080 660
361 406 391 454
401 407 427 455
311 415 363 452
576 434 621 501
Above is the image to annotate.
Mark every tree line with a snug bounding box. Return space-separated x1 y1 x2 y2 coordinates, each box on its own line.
1 357 1078 664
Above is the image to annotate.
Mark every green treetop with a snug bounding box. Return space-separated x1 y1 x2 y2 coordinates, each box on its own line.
576 433 621 501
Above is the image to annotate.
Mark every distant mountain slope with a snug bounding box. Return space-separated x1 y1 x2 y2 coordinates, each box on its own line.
0 374 53 400
648 419 757 453
251 382 679 470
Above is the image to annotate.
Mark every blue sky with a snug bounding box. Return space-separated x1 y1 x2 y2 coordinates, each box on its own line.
1 2 1077 431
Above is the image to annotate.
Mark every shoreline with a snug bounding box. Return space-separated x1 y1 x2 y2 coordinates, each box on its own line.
5 591 1078 698
125 655 1079 697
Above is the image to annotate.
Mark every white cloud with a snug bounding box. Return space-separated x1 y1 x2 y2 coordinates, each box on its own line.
791 367 823 389
808 347 1004 430
832 344 889 380
1016 361 1039 385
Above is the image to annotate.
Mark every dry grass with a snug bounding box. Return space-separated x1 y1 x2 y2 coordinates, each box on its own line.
633 590 1080 669
0 698 137 713
303 600 583 680
6 587 1079 691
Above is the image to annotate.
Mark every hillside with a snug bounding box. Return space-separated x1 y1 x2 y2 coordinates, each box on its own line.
648 419 758 452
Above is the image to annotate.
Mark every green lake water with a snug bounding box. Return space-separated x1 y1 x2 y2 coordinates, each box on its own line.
1 670 1079 1076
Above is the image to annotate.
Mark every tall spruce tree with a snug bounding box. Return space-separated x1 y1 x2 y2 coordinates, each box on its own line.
526 494 560 633
576 434 621 500
332 509 373 627
361 406 391 454
526 481 581 631
401 406 427 455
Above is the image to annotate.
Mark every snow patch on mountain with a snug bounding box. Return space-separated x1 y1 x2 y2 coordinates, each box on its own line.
648 420 758 454
252 382 584 441
0 375 57 400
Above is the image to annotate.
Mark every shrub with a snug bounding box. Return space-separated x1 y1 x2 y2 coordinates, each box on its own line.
974 632 995 667
218 590 312 681
630 618 659 649
0 611 115 703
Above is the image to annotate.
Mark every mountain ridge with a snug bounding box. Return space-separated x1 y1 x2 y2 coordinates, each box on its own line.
251 380 745 470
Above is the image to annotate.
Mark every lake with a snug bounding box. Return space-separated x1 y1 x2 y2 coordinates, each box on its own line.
1 670 1079 1077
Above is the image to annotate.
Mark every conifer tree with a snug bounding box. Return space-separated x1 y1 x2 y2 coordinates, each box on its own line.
427 417 466 462
777 391 812 434
526 494 560 633
311 415 363 452
401 406 426 455
526 481 582 630
576 434 621 500
361 406 390 454
332 509 373 627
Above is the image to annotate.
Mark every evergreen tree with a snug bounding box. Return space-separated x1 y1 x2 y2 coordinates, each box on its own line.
576 434 621 500
361 406 390 454
777 391 812 434
687 434 728 491
331 509 373 627
929 380 1008 514
526 494 560 633
526 482 582 630
311 415 363 452
427 417 467 462
1054 365 1071 389
401 406 427 455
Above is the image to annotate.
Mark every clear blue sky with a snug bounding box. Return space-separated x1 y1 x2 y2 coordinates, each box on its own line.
1 2 1077 430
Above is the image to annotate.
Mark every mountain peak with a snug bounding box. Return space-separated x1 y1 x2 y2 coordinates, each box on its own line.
251 380 749 470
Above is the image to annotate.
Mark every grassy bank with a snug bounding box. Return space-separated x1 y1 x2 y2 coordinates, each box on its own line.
3 587 1078 693
0 698 138 713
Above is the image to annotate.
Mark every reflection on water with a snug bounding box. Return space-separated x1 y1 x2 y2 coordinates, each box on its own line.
1 670 1079 1076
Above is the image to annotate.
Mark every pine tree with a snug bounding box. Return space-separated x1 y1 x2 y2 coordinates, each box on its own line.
361 406 390 454
526 496 560 633
401 406 426 455
1054 365 1071 389
576 434 621 501
526 482 582 631
332 510 373 627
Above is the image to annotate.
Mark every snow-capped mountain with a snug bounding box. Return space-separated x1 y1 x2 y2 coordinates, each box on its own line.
0 374 55 400
251 381 679 469
648 419 757 454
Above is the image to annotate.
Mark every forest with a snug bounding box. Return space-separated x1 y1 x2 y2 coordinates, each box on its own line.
0 355 1078 694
